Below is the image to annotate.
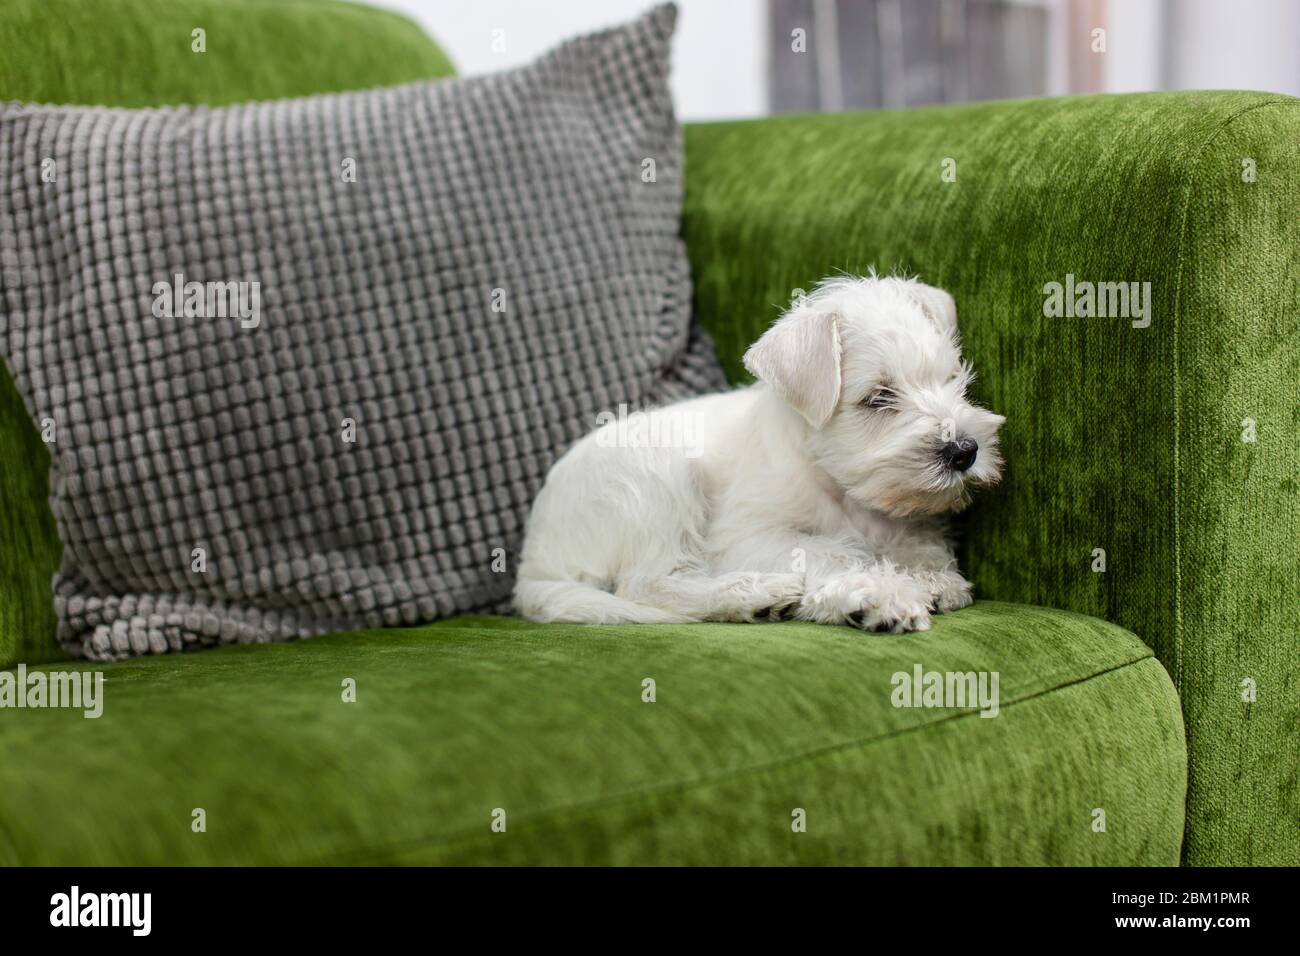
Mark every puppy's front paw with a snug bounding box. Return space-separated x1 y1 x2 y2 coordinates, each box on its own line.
847 587 932 634
803 568 931 633
917 569 973 614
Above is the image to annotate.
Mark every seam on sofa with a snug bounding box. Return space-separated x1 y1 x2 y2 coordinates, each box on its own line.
309 652 1162 866
1167 95 1299 692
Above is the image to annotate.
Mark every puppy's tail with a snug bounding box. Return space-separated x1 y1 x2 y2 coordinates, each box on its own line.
513 579 691 625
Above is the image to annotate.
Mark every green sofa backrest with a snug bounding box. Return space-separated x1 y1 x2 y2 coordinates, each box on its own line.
0 0 455 666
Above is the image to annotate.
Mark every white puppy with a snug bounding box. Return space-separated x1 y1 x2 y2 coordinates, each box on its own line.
513 275 1005 633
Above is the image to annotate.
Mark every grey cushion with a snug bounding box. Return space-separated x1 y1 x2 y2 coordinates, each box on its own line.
0 3 724 660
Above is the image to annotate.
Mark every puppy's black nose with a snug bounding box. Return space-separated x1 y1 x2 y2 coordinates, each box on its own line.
941 438 978 472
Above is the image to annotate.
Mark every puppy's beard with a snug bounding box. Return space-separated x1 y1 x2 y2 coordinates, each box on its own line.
850 468 967 517
840 443 1003 518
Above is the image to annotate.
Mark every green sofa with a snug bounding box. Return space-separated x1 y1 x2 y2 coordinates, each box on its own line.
0 0 1293 866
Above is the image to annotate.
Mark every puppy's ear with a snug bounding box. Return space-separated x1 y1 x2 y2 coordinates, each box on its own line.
911 284 958 334
742 306 842 428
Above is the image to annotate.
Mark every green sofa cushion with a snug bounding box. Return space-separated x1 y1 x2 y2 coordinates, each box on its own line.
0 0 456 669
681 92 1299 866
0 601 1186 865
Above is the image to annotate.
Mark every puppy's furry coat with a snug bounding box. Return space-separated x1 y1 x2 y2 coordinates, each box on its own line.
514 276 1004 633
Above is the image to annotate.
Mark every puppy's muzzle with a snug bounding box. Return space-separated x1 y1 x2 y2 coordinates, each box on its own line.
941 437 979 472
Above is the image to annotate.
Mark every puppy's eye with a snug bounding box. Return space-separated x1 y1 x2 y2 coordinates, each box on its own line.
860 386 897 410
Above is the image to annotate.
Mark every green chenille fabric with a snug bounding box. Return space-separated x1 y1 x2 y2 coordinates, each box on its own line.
0 0 455 107
682 92 1300 866
0 0 455 667
0 602 1186 866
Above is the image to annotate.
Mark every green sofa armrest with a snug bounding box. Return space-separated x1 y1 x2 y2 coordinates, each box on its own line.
682 92 1300 866
0 0 456 668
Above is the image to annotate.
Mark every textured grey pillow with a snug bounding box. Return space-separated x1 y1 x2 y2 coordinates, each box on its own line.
0 4 724 660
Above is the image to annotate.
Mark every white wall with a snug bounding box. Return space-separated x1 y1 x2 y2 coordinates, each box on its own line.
376 0 770 121
1101 0 1166 94
1105 0 1300 96
1162 0 1300 95
375 0 1300 117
